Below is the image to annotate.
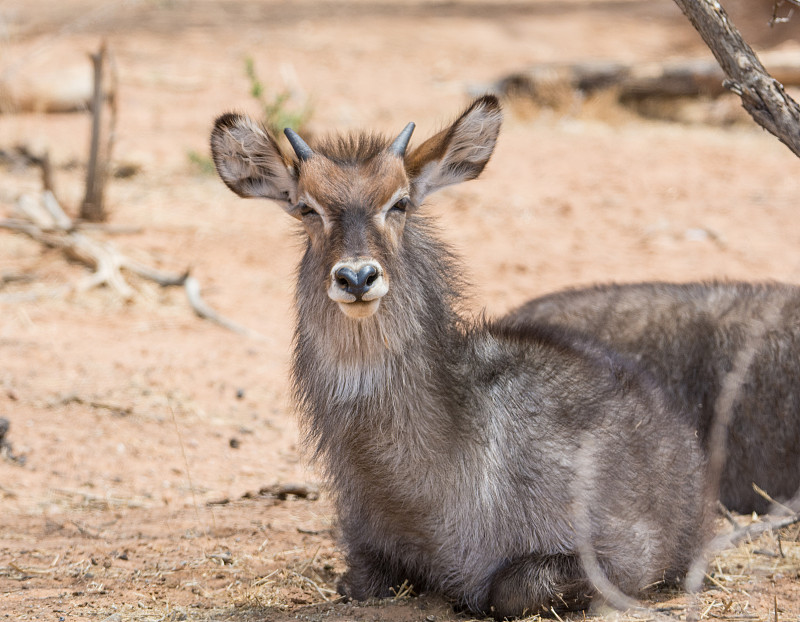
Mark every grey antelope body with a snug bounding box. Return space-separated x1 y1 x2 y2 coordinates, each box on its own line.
509 281 800 514
210 96 708 618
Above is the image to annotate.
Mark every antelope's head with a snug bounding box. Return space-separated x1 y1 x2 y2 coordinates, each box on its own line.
210 95 502 320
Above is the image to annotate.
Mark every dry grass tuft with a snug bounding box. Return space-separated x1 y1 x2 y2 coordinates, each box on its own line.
230 542 343 612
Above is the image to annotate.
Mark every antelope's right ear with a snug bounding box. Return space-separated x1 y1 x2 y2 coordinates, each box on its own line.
210 113 298 208
405 95 502 205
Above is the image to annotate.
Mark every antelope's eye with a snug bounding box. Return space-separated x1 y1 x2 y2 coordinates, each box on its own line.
298 202 318 217
390 197 410 214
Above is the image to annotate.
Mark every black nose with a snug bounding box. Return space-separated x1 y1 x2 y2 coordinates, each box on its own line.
335 264 379 301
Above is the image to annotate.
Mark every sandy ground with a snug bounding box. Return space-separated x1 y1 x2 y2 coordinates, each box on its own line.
1 1 800 620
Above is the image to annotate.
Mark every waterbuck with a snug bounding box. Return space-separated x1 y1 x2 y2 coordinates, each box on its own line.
210 96 708 618
508 281 800 515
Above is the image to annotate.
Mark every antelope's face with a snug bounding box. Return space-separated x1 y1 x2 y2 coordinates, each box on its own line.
210 96 502 320
291 143 413 319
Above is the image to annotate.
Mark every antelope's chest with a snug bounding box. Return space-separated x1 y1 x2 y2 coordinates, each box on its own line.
343 424 500 540
314 359 506 548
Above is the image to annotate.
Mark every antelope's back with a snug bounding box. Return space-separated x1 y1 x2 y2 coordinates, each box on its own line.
507 280 800 513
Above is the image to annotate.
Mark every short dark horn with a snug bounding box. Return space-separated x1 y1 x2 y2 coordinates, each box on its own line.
389 122 415 158
284 128 314 161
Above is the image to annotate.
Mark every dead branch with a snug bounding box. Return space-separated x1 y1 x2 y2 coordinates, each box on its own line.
81 41 117 222
9 146 59 196
51 392 133 417
241 483 321 502
121 258 187 287
258 483 320 501
41 190 72 230
4 195 134 300
493 50 800 121
183 276 265 339
76 223 143 235
771 0 800 25
673 0 800 157
717 501 740 529
0 192 264 338
709 513 800 555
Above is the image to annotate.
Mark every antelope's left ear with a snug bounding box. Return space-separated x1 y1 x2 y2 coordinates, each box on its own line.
405 95 502 204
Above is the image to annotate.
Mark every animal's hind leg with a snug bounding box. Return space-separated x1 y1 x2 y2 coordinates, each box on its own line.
487 554 593 620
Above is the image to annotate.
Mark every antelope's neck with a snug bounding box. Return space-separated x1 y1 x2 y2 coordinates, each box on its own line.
292 292 466 456
295 303 454 401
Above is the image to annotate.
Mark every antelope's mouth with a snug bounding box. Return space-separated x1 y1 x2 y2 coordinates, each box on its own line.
336 299 382 319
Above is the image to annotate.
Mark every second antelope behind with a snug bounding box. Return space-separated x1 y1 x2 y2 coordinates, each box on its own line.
210 96 708 618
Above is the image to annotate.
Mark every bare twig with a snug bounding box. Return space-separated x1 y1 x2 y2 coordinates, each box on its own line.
39 152 56 196
8 146 59 197
390 579 416 600
717 501 740 529
698 513 800 568
752 483 797 515
771 0 799 25
120 258 188 287
1 203 134 300
672 0 800 157
51 392 133 417
704 572 731 593
8 561 56 576
15 194 58 230
42 191 73 230
292 571 336 602
184 276 266 340
0 273 33 290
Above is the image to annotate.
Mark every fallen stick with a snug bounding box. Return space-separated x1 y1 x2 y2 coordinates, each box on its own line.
0 192 264 338
183 275 265 340
494 51 800 105
718 513 800 550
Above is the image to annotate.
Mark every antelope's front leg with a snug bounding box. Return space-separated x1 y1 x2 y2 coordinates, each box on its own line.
337 545 414 601
487 554 594 620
